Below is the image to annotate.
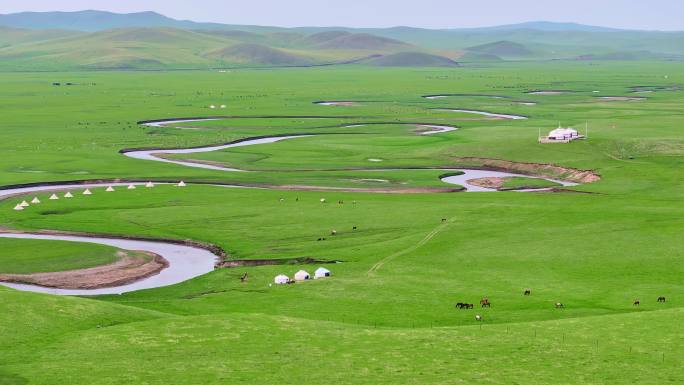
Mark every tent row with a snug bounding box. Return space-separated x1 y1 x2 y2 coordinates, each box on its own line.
12 181 187 211
274 268 331 284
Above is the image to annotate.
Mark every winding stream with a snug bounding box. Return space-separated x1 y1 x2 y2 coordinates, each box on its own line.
1 114 580 295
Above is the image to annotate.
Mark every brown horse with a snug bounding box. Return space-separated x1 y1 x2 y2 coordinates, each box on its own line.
524 289 531 296
480 298 491 308
555 302 564 309
657 296 666 303
633 299 640 306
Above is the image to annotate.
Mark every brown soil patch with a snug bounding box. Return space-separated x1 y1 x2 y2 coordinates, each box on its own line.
453 157 601 184
0 250 168 289
467 177 505 189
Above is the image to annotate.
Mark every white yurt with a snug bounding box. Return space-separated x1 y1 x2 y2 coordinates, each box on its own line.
314 267 331 279
294 270 310 281
31 197 40 204
49 194 59 200
274 275 290 285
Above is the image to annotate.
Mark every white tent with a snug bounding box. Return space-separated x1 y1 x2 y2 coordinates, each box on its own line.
83 189 92 195
274 274 290 285
49 194 59 200
209 105 216 109
106 186 115 192
294 270 310 281
220 105 227 109
314 267 331 279
177 181 186 187
20 200 30 207
145 181 154 188
13 204 24 211
31 197 41 204
127 184 136 190
64 192 73 198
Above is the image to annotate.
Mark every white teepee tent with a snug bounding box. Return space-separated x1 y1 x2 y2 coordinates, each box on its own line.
20 200 30 207
49 194 59 200
13 204 24 211
127 184 136 190
106 186 115 192
64 192 73 198
31 197 41 204
83 189 92 195
145 181 154 188
177 181 186 187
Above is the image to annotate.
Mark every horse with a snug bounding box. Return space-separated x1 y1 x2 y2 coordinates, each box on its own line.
475 314 482 321
657 296 666 303
555 302 564 309
353 226 357 230
524 289 531 296
633 299 640 306
240 273 248 283
441 218 447 223
331 230 337 236
480 298 491 308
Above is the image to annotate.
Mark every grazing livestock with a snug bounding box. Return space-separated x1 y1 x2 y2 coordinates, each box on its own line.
480 298 491 308
475 314 482 321
441 218 447 222
331 230 337 236
657 296 666 303
524 289 531 296
455 303 474 309
353 226 357 230
555 302 565 309
240 273 248 283
633 299 640 306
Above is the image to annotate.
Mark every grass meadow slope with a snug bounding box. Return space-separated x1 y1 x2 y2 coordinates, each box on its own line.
0 61 682 384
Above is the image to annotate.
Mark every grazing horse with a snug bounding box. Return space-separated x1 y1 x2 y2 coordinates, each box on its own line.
441 218 447 223
353 226 357 230
633 299 640 306
524 289 531 296
657 296 666 303
555 302 564 309
480 298 491 308
475 314 482 321
240 273 248 283
331 230 337 236
455 303 474 309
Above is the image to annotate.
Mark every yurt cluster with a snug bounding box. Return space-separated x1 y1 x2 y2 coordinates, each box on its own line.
12 181 187 211
274 267 331 285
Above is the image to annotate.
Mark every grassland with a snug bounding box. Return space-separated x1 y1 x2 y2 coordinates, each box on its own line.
0 238 120 273
0 62 682 384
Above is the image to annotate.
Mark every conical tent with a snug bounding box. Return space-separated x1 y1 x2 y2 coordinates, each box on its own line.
83 189 92 195
274 275 290 284
145 181 154 188
13 204 24 211
106 186 115 192
128 184 136 190
177 181 186 187
49 194 59 200
294 270 310 281
31 197 40 204
64 192 73 198
314 267 331 279
20 200 30 207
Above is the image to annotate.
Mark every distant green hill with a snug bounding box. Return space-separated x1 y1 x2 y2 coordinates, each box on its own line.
204 43 317 66
466 40 534 57
366 52 459 67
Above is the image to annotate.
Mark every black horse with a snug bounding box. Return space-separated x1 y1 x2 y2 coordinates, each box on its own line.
657 296 666 303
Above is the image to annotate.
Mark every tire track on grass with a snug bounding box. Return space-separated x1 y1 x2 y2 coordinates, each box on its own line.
367 216 455 275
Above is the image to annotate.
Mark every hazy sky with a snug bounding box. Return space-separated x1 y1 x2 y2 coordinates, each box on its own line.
1 0 682 31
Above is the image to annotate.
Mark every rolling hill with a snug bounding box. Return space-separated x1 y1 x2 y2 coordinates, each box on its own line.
366 52 459 67
0 10 683 70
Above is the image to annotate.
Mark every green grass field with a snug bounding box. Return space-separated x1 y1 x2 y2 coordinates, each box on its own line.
0 62 682 384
